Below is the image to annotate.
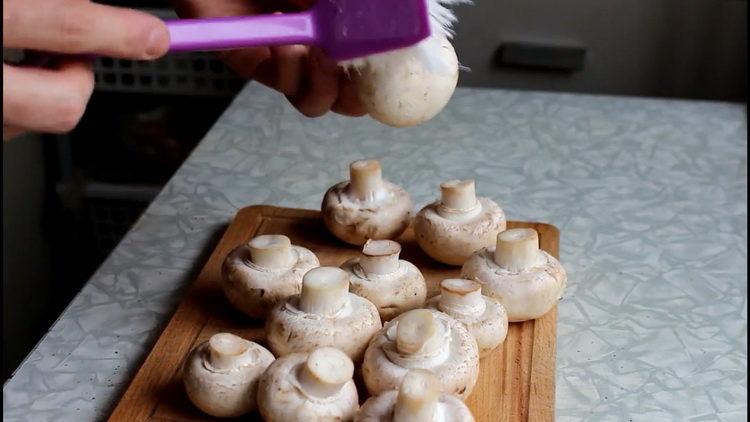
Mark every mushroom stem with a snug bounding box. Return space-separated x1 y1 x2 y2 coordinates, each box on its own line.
396 310 445 356
360 239 401 275
350 159 383 201
438 279 486 317
438 179 481 220
207 333 250 371
248 235 294 269
297 347 354 398
494 228 539 272
299 267 350 316
394 369 440 422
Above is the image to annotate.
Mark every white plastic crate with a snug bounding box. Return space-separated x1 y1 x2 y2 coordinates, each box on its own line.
92 8 245 97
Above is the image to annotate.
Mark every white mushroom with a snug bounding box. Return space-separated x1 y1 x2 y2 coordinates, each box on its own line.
222 234 319 318
182 333 275 417
414 179 506 265
426 279 508 358
355 369 475 422
266 266 382 362
461 228 567 321
361 308 479 400
257 346 359 422
341 239 427 321
321 159 413 246
351 33 459 128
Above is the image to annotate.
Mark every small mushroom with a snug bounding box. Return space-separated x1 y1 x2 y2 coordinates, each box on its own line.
461 228 567 321
321 159 413 246
222 234 319 318
426 279 508 358
257 346 359 422
266 266 382 361
361 308 479 400
182 332 275 417
355 369 475 422
340 239 427 321
414 179 506 265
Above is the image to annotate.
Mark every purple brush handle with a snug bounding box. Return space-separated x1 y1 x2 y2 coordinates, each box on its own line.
166 13 317 51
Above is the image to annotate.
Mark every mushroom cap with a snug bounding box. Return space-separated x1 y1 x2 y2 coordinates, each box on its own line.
341 258 427 321
461 248 567 322
355 390 475 422
222 244 319 318
182 336 274 417
414 197 506 266
425 294 508 358
258 352 359 422
321 180 413 246
265 293 382 362
361 309 479 399
354 34 459 128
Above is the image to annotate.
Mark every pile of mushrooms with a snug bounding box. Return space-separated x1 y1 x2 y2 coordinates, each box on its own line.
181 154 571 420
340 239 427 321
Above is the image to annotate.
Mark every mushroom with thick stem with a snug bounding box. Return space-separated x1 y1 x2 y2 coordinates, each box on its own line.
361 308 479 400
355 369 475 422
222 234 319 319
182 332 275 417
414 179 506 266
266 266 382 362
257 346 359 422
461 228 567 322
426 279 508 358
340 239 427 321
321 159 413 246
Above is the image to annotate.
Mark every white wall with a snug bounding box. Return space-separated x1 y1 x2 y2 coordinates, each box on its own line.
452 0 747 101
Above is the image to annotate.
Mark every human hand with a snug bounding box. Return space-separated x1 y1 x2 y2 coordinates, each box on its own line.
3 0 170 141
169 0 366 118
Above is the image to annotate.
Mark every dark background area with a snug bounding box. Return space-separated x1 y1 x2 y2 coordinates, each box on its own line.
3 0 747 380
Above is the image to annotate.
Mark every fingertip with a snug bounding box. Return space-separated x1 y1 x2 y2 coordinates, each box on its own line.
143 23 170 60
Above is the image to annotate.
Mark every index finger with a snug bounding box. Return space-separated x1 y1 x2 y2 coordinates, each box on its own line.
3 0 170 60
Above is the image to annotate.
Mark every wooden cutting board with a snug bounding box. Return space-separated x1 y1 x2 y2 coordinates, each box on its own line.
109 206 559 422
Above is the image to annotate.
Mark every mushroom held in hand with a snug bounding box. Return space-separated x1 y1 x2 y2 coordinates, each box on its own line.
461 228 567 321
414 179 506 265
340 0 470 128
426 279 508 358
351 33 459 128
321 159 412 246
341 239 427 321
266 266 382 361
361 308 479 399
182 333 274 417
222 234 319 318
258 347 359 422
355 369 475 422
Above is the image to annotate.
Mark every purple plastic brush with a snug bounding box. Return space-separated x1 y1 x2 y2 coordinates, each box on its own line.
166 0 431 61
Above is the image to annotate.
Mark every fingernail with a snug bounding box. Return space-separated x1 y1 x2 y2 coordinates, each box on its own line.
144 27 169 59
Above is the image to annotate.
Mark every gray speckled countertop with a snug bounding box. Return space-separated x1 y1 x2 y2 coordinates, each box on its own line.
3 83 747 421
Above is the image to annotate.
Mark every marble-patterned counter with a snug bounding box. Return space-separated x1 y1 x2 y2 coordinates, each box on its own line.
4 83 747 421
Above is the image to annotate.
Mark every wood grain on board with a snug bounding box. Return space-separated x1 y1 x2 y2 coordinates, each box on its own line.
109 206 559 422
